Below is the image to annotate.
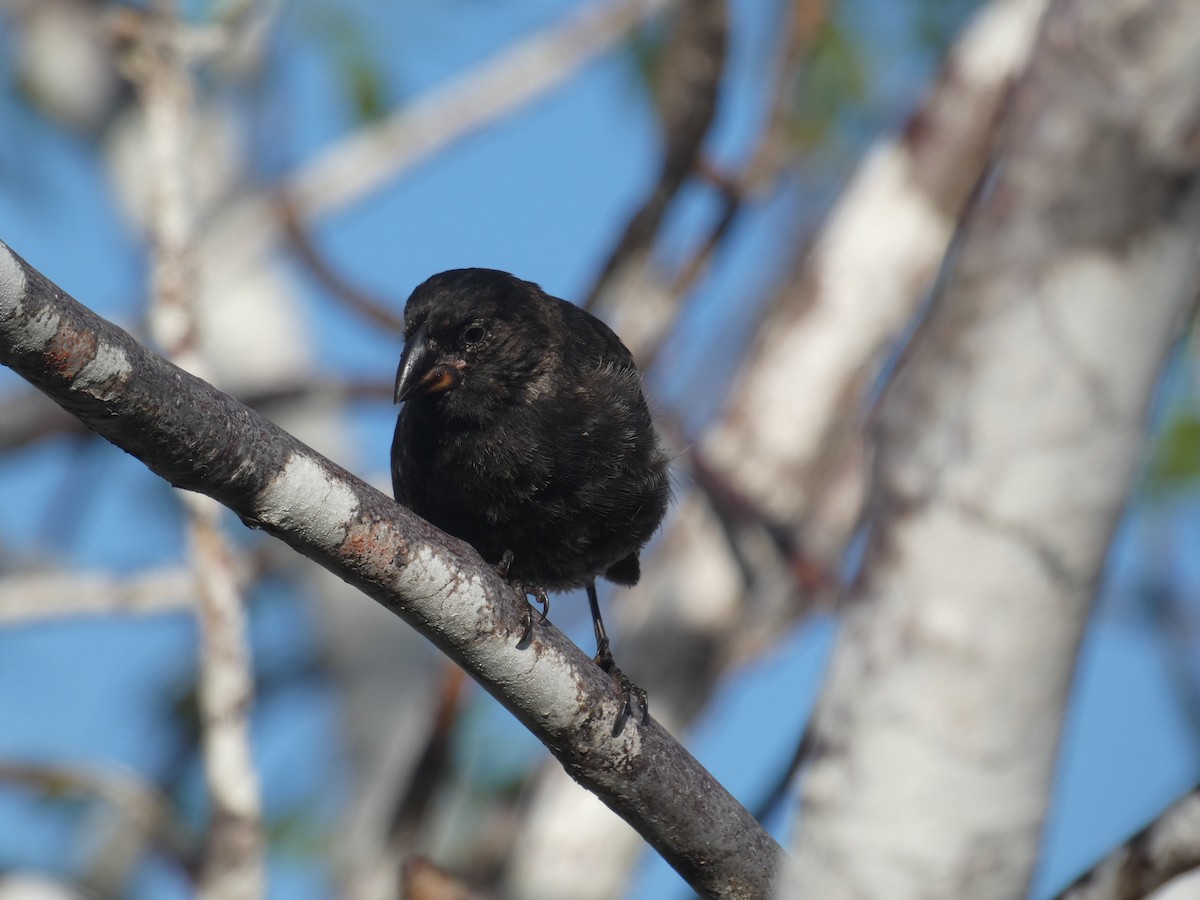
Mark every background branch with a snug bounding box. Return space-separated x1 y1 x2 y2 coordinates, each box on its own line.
199 0 683 275
0 567 197 623
584 0 728 316
120 2 266 895
1057 785 1200 900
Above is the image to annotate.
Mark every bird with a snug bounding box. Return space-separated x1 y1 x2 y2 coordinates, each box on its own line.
391 268 671 730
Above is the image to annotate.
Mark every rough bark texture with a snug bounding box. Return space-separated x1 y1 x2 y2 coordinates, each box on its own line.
786 0 1200 897
0 240 780 900
701 0 1050 563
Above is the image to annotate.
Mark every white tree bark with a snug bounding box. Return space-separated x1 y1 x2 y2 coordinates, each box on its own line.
786 0 1200 897
505 1 1049 895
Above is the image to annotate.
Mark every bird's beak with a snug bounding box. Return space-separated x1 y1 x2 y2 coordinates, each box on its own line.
394 323 464 403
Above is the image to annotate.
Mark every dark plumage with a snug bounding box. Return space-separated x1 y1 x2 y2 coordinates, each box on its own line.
391 268 670 726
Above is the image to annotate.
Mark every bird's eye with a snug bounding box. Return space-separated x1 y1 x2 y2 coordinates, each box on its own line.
461 323 487 346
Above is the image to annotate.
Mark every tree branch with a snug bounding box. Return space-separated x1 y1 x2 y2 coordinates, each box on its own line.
701 0 1052 569
584 0 729 315
1056 785 1200 900
0 240 780 900
277 193 406 336
0 567 197 623
0 760 195 892
199 0 682 274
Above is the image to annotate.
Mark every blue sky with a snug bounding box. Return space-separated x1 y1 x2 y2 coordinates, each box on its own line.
1 1 1198 898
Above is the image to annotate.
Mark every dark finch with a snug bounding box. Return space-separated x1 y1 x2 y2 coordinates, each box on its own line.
391 268 670 726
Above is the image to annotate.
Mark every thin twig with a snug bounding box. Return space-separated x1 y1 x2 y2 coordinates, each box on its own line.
583 0 729 313
184 494 264 900
199 0 682 272
667 0 828 305
0 761 197 887
388 664 467 839
276 193 406 335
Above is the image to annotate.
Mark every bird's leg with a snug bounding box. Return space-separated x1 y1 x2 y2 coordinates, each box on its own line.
497 551 549 644
586 581 648 735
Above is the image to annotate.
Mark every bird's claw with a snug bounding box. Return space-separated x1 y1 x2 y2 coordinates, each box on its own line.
529 587 549 623
595 639 649 735
496 553 550 646
517 585 549 647
612 673 649 737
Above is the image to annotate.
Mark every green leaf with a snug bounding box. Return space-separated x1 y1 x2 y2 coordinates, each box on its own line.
301 3 391 124
1147 413 1200 493
788 20 867 151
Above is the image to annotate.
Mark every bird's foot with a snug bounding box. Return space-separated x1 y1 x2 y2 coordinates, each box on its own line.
595 638 649 736
496 550 514 579
520 586 550 642
495 552 550 646
517 588 550 647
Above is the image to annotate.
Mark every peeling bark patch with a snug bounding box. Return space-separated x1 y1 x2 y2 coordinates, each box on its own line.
254 452 356 550
0 250 61 359
400 545 606 733
24 307 63 358
399 545 512 650
403 545 480 613
341 517 405 584
73 343 132 399
0 242 29 321
37 318 101 384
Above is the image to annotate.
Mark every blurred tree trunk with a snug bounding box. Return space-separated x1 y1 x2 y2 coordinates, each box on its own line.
785 1 1200 897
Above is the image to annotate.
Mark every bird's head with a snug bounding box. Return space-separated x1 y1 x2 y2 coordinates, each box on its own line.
394 268 557 421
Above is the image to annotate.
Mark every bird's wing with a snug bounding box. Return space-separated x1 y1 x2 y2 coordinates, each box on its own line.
556 298 638 372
